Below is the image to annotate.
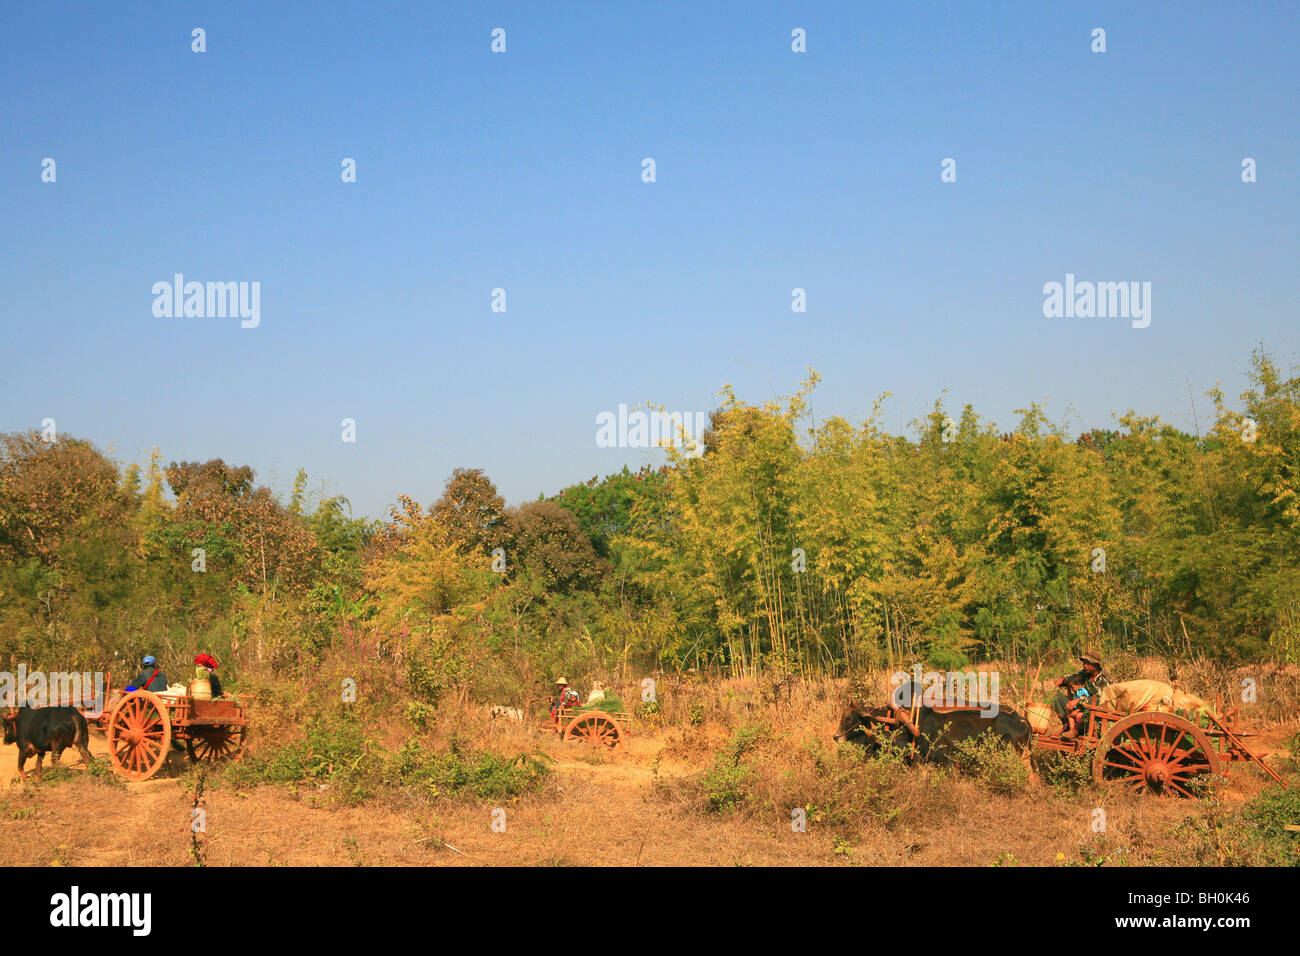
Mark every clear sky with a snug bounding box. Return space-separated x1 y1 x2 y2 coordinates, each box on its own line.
2 1 1297 519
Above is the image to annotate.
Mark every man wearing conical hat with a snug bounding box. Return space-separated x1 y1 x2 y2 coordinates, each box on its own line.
550 677 581 719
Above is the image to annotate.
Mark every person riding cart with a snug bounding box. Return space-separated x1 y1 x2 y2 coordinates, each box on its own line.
194 653 223 698
1058 675 1091 738
550 677 581 719
127 655 168 694
1052 648 1110 739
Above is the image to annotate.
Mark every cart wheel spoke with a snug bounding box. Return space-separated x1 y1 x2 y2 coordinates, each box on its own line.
1147 728 1167 761
1115 744 1144 766
1159 728 1181 762
187 725 245 764
1095 712 1219 796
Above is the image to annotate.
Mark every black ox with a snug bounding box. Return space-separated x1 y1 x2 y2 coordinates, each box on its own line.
2 707 94 783
833 683 1032 768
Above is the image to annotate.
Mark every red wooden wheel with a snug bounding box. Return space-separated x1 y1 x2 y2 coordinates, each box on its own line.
186 726 247 763
563 712 622 749
106 691 172 781
1093 712 1220 796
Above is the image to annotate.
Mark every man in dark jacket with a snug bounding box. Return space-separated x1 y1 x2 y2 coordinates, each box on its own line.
128 655 168 693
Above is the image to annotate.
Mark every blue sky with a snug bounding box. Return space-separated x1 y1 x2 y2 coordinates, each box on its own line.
2 1 1297 519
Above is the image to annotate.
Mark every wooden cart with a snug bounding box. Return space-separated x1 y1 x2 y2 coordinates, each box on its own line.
104 689 249 781
1033 700 1283 797
543 705 633 749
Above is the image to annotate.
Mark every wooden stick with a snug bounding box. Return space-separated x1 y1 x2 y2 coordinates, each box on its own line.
887 701 920 739
1205 709 1284 784
416 837 464 854
908 694 920 761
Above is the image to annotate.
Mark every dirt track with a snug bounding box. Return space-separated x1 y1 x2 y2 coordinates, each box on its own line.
0 723 1292 866
0 728 850 866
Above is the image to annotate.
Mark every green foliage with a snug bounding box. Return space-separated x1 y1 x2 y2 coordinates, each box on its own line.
702 761 754 814
214 718 374 805
552 465 668 560
700 723 770 814
1170 786 1300 866
1239 785 1300 865
403 630 463 706
403 700 435 730
1055 837 1131 867
221 718 550 807
3 347 1300 696
1035 749 1094 795
384 740 551 801
576 691 626 713
688 701 706 726
950 730 1031 793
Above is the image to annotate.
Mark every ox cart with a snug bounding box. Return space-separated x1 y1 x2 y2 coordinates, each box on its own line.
1033 699 1283 797
534 702 633 749
74 674 249 781
849 692 1282 798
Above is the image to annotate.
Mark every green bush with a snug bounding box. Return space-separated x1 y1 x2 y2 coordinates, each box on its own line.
803 745 912 827
1280 732 1300 774
1036 749 1094 795
850 732 915 771
222 717 378 804
688 701 705 726
1239 785 1300 865
1169 788 1300 866
384 740 551 801
403 700 434 731
220 717 550 807
950 730 1030 793
702 760 754 814
699 723 770 814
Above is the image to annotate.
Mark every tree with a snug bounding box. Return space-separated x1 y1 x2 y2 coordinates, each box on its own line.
508 500 604 593
165 459 320 592
431 468 508 556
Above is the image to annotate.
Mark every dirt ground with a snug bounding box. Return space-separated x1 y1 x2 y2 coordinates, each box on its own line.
0 719 1293 867
0 730 844 866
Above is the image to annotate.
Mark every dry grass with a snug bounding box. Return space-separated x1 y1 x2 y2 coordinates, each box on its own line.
0 657 1296 867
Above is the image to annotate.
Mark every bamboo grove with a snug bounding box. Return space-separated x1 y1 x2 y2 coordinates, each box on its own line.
2 349 1298 699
